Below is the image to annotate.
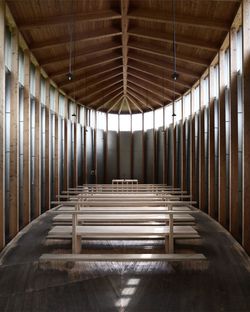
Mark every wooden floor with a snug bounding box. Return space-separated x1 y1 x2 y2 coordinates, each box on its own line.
0 211 250 312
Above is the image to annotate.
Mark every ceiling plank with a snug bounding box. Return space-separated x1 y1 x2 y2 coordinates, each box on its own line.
50 53 122 78
129 27 218 52
121 0 129 96
127 83 164 108
128 52 200 79
128 70 182 96
128 61 192 88
128 9 230 31
30 27 122 51
126 94 143 113
128 41 209 67
59 63 122 88
41 42 122 66
19 10 121 30
128 77 171 102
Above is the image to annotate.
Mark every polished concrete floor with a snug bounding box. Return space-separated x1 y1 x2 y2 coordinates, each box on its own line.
0 210 250 312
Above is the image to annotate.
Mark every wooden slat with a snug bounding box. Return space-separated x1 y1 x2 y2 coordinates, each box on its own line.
127 84 164 108
30 27 122 51
242 0 250 254
19 10 121 30
127 88 154 110
229 27 239 241
9 27 19 238
23 51 30 226
0 0 5 249
85 84 123 107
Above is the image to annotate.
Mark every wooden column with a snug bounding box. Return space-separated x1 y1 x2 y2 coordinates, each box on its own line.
44 79 50 210
117 113 120 178
242 0 250 254
0 0 5 249
93 110 97 183
83 108 87 184
172 107 177 187
9 27 19 238
63 99 69 189
33 67 41 218
104 113 108 183
229 27 240 240
130 114 133 179
54 89 59 196
190 89 196 201
163 107 166 185
208 66 216 218
218 49 227 228
73 115 78 188
153 110 156 183
181 98 186 191
199 81 205 211
142 112 145 183
23 51 30 225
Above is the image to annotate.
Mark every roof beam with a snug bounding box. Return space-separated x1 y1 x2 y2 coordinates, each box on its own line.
128 61 192 88
121 0 129 96
75 78 123 102
128 77 171 102
50 53 122 78
128 52 200 79
118 98 124 114
41 42 122 66
128 9 230 31
128 41 209 67
127 89 154 110
59 63 122 88
97 91 124 111
128 70 182 96
107 95 124 113
129 27 218 52
125 97 132 114
126 94 143 112
19 10 121 30
127 83 164 108
30 27 122 51
67 70 121 94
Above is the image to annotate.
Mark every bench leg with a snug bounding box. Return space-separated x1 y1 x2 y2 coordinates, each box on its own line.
165 237 174 253
72 236 81 254
165 237 169 253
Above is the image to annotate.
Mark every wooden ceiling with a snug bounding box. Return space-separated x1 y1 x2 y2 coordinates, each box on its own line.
7 0 240 113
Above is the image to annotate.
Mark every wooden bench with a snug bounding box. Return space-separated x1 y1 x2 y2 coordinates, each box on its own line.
39 253 206 262
48 224 199 254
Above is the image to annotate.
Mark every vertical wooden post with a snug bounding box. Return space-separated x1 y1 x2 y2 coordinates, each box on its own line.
54 89 59 196
163 106 166 185
142 112 145 183
83 107 87 184
181 97 186 191
242 0 250 254
9 27 19 238
218 49 227 228
73 111 78 188
104 112 108 183
199 80 205 211
63 102 68 190
229 27 240 240
172 107 177 187
44 79 50 210
153 110 156 183
33 67 41 218
23 51 30 225
208 66 216 218
117 113 120 178
93 110 97 183
0 0 5 249
190 89 196 201
130 114 133 179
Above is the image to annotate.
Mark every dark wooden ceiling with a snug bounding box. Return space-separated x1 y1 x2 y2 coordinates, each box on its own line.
7 0 240 113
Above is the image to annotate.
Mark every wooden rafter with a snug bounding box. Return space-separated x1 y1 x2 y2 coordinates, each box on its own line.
128 70 182 96
126 94 143 113
83 84 123 106
128 77 171 102
30 27 122 51
107 95 124 113
127 89 154 110
125 96 132 114
128 9 230 31
97 91 124 111
128 41 209 67
127 83 164 108
128 61 192 89
129 27 218 52
59 63 122 88
128 52 199 79
50 53 122 78
41 42 122 66
121 0 129 97
19 10 121 30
